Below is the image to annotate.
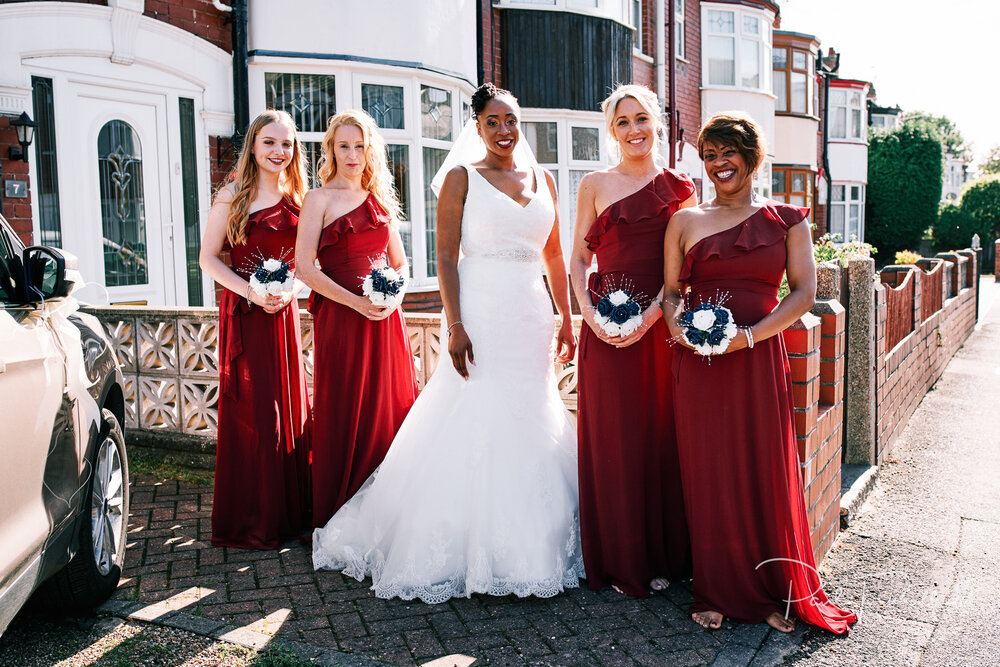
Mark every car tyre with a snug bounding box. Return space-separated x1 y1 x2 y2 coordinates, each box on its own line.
39 409 129 611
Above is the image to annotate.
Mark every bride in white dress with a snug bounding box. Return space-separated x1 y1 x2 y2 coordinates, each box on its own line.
312 83 585 603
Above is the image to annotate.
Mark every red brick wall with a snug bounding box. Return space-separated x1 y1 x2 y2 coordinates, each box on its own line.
481 0 502 85
0 0 105 4
784 300 846 562
0 115 34 245
874 251 978 461
144 0 231 53
674 0 701 145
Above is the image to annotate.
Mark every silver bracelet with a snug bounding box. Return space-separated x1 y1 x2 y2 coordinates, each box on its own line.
447 320 464 333
744 326 755 349
245 283 253 307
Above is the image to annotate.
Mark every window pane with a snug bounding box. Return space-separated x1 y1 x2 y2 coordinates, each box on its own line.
791 72 807 113
741 39 760 88
522 122 558 164
98 120 148 287
302 141 322 188
0 227 18 303
772 169 785 194
831 204 845 238
830 89 846 106
31 76 62 247
851 108 862 138
676 18 685 58
851 185 860 200
849 204 860 239
386 144 410 223
420 85 452 141
568 169 589 230
265 73 336 133
792 50 808 70
571 127 600 161
789 195 805 207
742 14 759 35
773 72 787 112
832 107 847 138
707 36 735 85
179 98 202 306
832 185 845 201
707 9 734 33
773 47 787 70
422 147 448 277
362 84 405 130
791 172 805 192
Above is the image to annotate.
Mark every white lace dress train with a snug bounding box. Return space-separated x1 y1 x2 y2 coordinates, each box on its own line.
312 165 585 603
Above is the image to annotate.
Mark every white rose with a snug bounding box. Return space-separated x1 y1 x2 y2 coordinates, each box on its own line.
724 322 738 339
602 321 622 337
362 275 374 296
694 343 712 356
267 281 285 296
619 317 640 336
691 309 717 331
594 313 609 327
382 267 400 281
369 292 386 306
249 276 267 297
262 258 282 272
385 294 402 309
608 290 629 306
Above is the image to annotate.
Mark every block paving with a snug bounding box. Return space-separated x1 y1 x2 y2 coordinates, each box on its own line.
116 476 811 666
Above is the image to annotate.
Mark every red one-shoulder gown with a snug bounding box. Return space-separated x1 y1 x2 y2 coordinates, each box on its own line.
673 202 857 633
309 194 418 528
213 199 312 550
577 168 696 596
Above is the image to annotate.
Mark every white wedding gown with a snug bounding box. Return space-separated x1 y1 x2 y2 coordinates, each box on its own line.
312 164 585 603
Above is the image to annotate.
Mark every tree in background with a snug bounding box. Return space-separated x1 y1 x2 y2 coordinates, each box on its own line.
932 203 981 251
959 175 1000 240
866 123 943 258
980 145 1000 175
902 111 968 156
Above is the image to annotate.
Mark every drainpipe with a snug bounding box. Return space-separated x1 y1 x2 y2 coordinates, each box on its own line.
477 0 485 86
819 55 833 237
666 0 677 168
655 0 665 118
231 0 250 148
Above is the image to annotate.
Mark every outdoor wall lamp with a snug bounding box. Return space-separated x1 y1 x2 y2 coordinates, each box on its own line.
9 112 38 163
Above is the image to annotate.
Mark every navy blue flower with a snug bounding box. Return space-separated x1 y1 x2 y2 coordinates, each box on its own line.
707 328 727 345
610 304 632 325
686 329 708 346
679 310 694 327
714 307 730 324
596 296 614 317
253 265 270 282
627 300 641 316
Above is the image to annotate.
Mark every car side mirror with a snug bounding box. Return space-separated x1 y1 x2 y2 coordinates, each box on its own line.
23 246 74 300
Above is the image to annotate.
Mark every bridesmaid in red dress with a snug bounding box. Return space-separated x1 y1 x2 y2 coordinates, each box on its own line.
570 85 697 597
663 112 856 634
200 110 312 549
296 110 418 528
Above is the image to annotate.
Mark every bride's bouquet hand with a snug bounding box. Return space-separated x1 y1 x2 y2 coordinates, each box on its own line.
448 324 475 380
555 318 577 363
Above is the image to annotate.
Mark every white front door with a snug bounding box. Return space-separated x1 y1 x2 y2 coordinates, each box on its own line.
61 85 175 305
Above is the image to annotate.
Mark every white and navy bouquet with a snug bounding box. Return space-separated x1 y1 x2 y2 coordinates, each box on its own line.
679 302 738 356
249 257 295 297
362 265 406 309
593 289 643 337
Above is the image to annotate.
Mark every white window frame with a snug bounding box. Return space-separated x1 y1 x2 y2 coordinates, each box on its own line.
829 86 866 142
521 111 607 260
630 0 643 54
830 182 866 242
675 0 686 60
250 60 472 291
495 0 631 26
701 4 771 93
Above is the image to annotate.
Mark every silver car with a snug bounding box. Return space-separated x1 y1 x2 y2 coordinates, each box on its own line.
0 214 128 635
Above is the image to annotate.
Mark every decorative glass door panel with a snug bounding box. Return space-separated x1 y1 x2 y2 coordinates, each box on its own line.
98 120 148 287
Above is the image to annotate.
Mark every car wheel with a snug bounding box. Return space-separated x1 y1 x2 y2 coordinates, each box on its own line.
39 408 129 611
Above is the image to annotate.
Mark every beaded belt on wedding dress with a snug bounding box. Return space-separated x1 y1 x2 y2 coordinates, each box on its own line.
472 248 542 262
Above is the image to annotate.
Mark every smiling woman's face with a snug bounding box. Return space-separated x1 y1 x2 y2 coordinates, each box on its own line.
252 122 295 175
477 95 520 158
701 139 753 195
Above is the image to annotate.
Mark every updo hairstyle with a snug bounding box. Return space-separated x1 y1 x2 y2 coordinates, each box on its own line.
471 82 518 118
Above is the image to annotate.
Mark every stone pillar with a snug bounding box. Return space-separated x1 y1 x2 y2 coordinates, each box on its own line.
844 257 876 465
957 249 979 320
816 261 841 302
994 239 999 280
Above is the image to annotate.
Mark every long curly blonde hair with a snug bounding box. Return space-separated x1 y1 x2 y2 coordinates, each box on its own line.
221 109 308 246
317 110 402 222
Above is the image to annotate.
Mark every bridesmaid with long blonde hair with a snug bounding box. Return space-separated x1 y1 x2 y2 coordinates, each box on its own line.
296 110 418 528
200 109 312 549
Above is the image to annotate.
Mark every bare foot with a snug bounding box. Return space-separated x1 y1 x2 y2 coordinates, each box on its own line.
691 610 723 630
766 612 795 633
612 584 626 594
649 578 670 592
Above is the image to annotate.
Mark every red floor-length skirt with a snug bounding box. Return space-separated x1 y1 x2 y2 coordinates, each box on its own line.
213 199 312 549
310 195 418 528
577 169 695 596
673 202 856 633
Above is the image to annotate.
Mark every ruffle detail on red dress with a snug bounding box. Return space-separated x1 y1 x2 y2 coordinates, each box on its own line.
679 202 809 284
316 194 390 253
585 168 696 252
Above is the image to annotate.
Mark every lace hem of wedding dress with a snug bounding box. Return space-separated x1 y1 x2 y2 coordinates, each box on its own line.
315 542 586 605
